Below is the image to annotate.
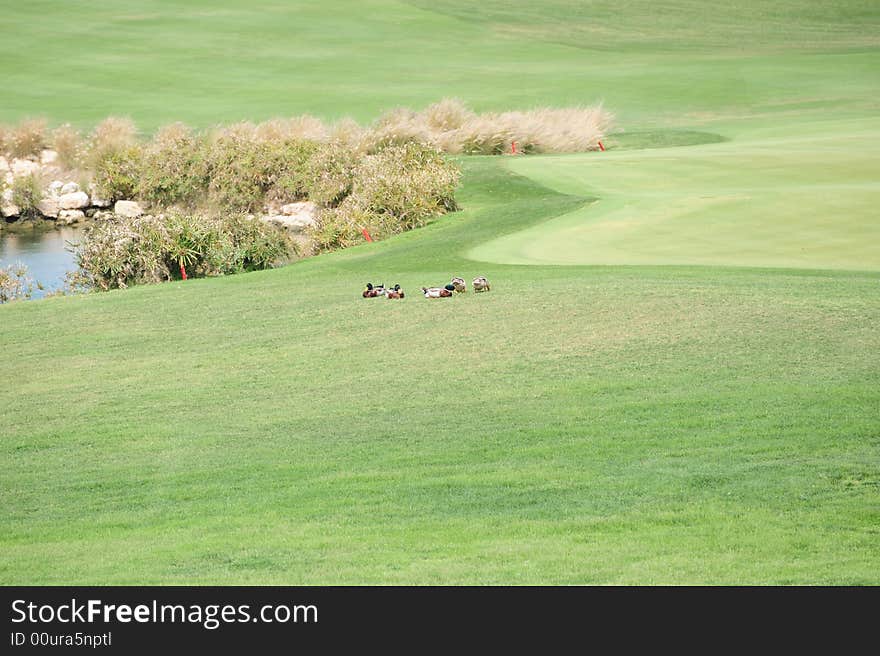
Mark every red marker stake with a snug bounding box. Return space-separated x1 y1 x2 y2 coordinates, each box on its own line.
598 141 606 152
511 141 517 155
180 264 188 280
361 228 374 242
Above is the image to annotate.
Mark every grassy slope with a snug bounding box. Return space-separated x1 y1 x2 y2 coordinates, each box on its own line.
1 1 879 583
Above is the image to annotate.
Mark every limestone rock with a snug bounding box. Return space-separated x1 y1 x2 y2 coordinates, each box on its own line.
48 180 65 196
11 158 40 178
280 201 317 217
60 181 80 195
92 209 115 221
264 201 318 233
37 197 60 218
114 200 143 218
1 196 20 217
58 209 85 225
261 214 317 233
40 149 59 166
58 191 90 210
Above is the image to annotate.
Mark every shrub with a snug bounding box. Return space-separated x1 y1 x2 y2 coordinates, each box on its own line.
93 145 142 202
255 115 328 142
349 142 459 225
308 204 371 253
365 107 435 152
457 114 514 155
8 118 47 159
138 123 208 207
205 124 318 211
305 141 359 207
86 117 138 169
51 123 85 169
327 118 366 151
11 174 43 218
71 213 291 290
422 98 475 133
357 99 613 155
204 124 269 211
309 142 459 252
265 139 320 204
5 118 47 159
0 263 39 303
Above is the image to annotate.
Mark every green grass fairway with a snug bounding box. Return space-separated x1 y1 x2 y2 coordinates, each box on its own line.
472 116 880 270
1 1 879 584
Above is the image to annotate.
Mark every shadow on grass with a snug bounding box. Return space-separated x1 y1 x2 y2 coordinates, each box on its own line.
605 129 728 150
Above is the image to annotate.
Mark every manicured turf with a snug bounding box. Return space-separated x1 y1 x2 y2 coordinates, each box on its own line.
1 1 879 583
472 116 880 270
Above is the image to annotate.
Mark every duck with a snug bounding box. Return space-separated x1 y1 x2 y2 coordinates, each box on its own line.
472 276 491 293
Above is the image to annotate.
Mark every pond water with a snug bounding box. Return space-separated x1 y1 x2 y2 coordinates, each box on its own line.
0 226 81 298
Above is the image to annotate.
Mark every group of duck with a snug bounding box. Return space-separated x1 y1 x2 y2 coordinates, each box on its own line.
362 276 491 299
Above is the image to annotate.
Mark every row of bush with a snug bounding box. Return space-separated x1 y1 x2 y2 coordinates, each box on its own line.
69 213 292 291
0 98 611 165
2 113 463 250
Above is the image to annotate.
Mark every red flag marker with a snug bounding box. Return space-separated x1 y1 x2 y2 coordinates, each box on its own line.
511 141 517 155
598 141 606 152
361 228 374 242
180 264 188 280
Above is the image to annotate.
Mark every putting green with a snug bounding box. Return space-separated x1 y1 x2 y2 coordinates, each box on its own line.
470 116 880 270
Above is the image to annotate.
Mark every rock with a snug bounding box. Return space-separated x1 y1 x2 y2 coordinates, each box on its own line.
264 201 318 233
58 191 90 210
11 158 40 178
48 180 65 196
280 201 316 216
114 200 143 218
58 209 85 225
89 184 111 208
60 181 79 195
85 208 97 218
40 149 58 166
0 156 9 172
261 213 317 233
1 188 11 203
36 197 60 218
1 201 20 218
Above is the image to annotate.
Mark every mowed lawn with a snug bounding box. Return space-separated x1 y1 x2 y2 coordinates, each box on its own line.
472 116 880 270
1 1 879 583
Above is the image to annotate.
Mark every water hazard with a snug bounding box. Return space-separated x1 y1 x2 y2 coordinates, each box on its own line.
0 226 81 298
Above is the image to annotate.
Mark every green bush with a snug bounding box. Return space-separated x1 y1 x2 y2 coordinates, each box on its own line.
357 142 459 220
11 174 43 218
204 125 270 212
71 213 291 290
305 141 359 207
265 139 320 203
138 123 208 207
309 142 459 252
93 146 142 202
205 125 318 211
86 117 138 169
